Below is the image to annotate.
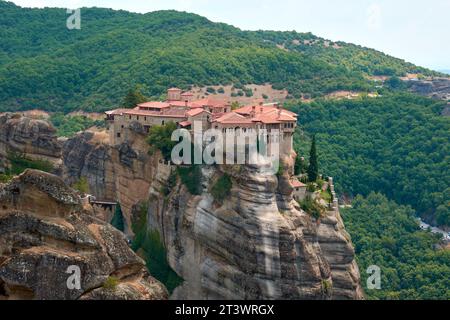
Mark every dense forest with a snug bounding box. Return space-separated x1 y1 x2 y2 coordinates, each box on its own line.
0 1 442 113
291 92 449 228
342 193 449 300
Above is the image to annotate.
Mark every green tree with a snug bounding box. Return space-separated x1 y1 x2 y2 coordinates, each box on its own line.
307 136 319 182
111 203 125 232
294 155 305 176
146 122 178 161
122 86 147 108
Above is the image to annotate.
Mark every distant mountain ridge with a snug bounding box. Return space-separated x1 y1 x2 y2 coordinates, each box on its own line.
0 1 443 112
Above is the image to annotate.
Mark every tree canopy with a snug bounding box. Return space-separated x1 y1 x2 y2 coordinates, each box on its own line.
0 1 440 113
291 92 449 227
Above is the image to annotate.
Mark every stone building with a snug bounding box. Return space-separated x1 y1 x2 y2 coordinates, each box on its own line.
106 88 297 156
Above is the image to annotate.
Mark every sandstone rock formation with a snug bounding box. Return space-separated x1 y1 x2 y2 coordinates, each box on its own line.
62 129 162 233
62 127 363 300
0 169 168 300
145 153 364 300
0 113 62 173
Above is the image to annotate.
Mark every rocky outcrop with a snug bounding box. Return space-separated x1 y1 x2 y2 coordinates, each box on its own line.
62 128 363 300
62 129 160 232
145 153 364 300
407 77 450 101
0 170 168 300
0 113 62 168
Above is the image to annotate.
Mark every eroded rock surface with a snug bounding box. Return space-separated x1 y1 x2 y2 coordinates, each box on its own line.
62 128 363 300
0 113 62 170
62 129 159 232
146 153 364 300
0 170 168 300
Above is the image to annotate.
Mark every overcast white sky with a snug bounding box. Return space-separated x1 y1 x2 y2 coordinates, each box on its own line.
9 0 450 71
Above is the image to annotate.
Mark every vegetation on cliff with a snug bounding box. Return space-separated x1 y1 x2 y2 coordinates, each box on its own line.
50 113 104 138
131 202 183 293
0 153 54 182
111 203 125 232
211 173 232 204
342 193 450 300
292 92 449 227
146 122 178 161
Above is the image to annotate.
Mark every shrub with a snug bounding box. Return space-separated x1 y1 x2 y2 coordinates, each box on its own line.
72 177 89 194
300 196 325 219
244 88 253 97
103 276 120 291
0 174 12 183
206 87 216 94
177 165 202 195
217 87 225 94
306 183 316 192
211 174 232 204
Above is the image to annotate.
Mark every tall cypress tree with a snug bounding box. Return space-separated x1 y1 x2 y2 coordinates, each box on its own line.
307 136 319 182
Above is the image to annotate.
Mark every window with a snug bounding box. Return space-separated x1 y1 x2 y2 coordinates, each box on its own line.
162 120 165 125
117 133 121 138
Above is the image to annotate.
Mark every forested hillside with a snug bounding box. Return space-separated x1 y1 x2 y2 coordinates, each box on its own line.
291 93 449 227
0 1 440 112
342 193 449 300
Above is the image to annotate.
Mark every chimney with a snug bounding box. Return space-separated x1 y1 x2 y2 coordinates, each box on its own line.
251 106 256 117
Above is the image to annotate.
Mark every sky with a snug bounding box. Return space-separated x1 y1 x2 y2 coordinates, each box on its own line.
9 0 450 71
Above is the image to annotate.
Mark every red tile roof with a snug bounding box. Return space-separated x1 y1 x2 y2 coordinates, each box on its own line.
186 108 210 117
123 107 186 118
137 102 171 109
192 98 229 108
213 112 254 125
168 101 191 107
291 179 306 188
179 121 192 127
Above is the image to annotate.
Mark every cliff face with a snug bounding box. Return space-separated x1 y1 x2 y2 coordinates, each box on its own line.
0 113 62 171
62 128 363 300
62 127 160 232
145 154 363 300
0 170 168 300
